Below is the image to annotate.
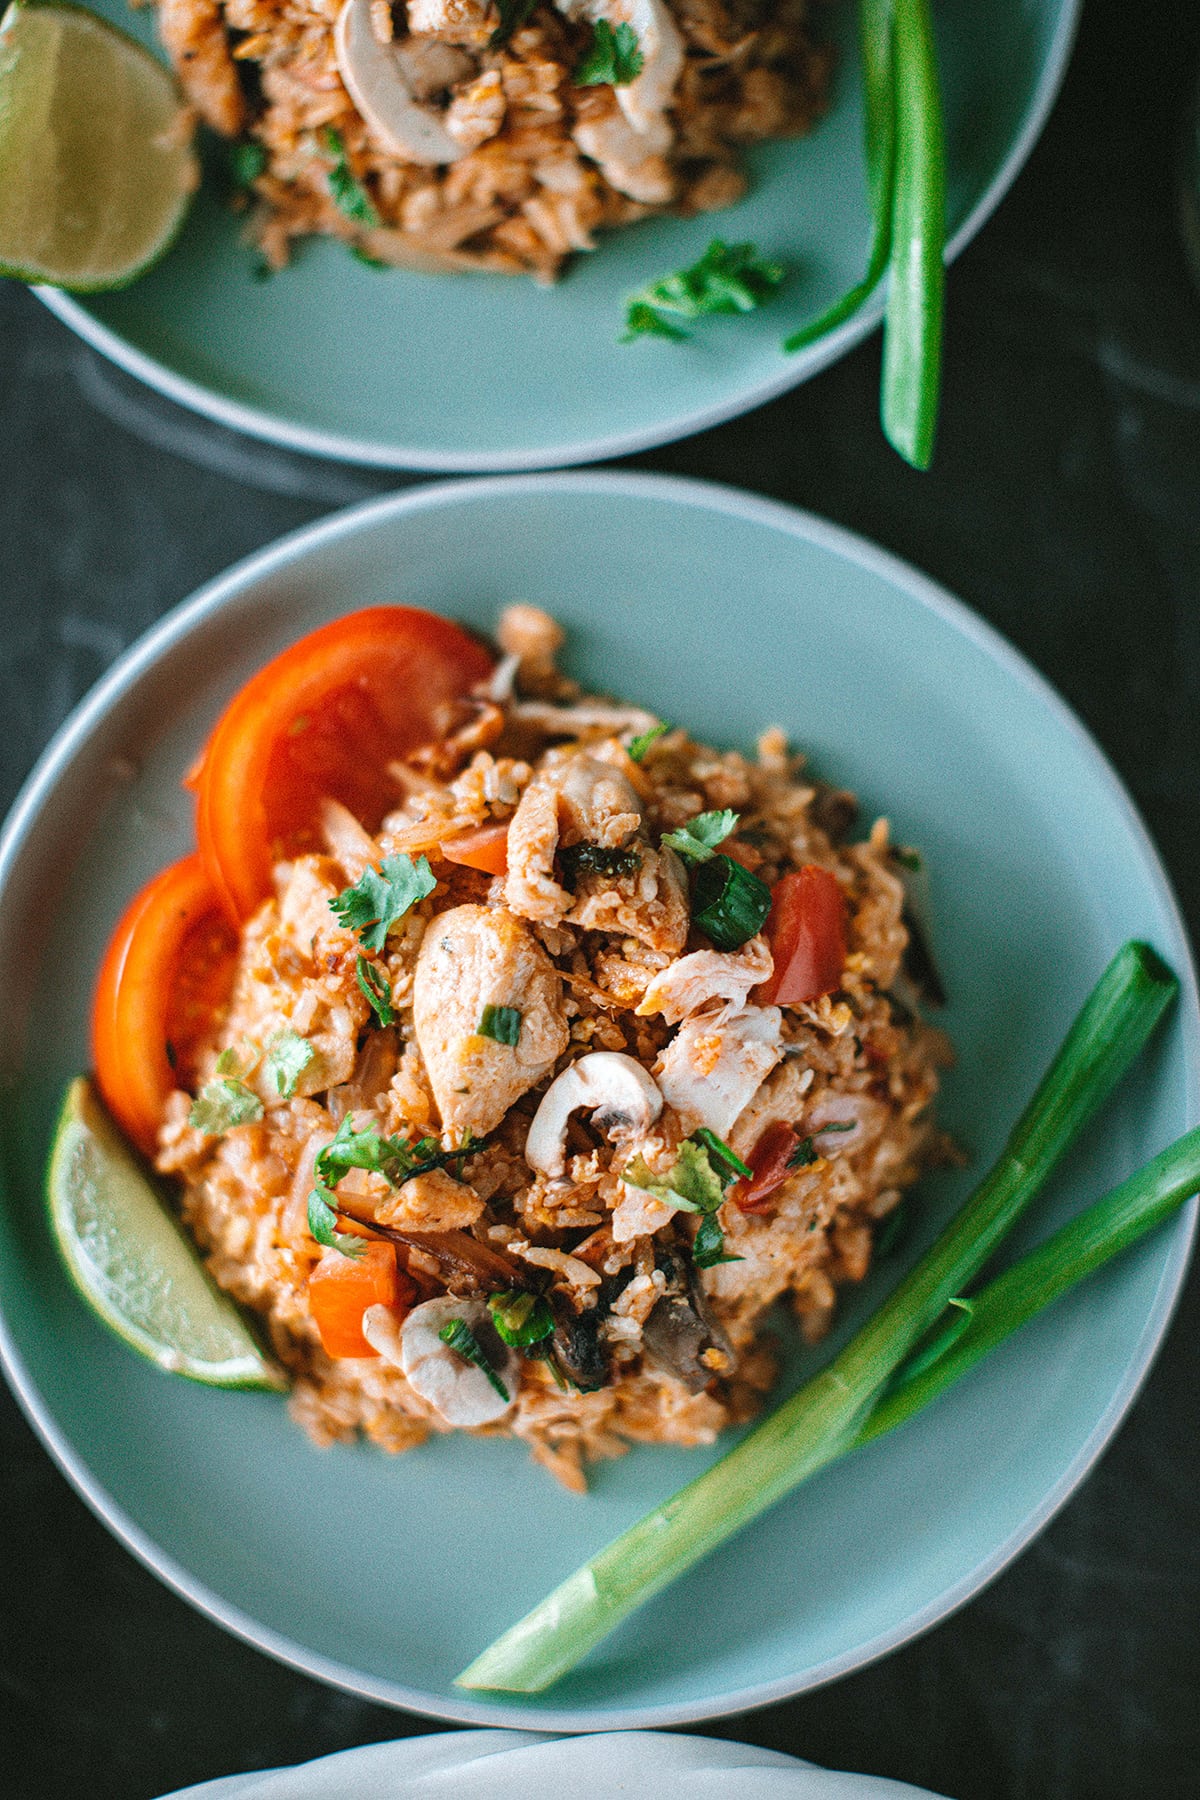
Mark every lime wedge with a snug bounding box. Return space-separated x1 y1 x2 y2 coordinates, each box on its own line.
48 1077 286 1390
0 0 197 290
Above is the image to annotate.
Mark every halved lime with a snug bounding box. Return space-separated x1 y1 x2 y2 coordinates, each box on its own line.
48 1077 286 1389
0 0 197 290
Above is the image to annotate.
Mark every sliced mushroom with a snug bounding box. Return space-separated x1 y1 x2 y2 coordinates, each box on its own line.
525 1051 663 1177
549 1300 609 1391
364 1295 517 1426
335 0 467 165
559 0 684 150
641 1243 733 1392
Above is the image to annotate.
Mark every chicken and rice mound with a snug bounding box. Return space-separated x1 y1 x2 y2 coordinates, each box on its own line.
154 0 831 278
156 605 950 1491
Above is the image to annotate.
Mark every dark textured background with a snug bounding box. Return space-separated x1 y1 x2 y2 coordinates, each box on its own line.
3 0 1200 1793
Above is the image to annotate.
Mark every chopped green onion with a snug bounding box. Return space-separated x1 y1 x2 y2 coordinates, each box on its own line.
691 855 772 950
623 1139 725 1215
319 127 379 228
489 1290 555 1348
479 1004 522 1047
356 955 395 1026
439 1318 510 1400
626 721 671 763
455 942 1178 1692
692 1212 742 1269
691 1127 752 1182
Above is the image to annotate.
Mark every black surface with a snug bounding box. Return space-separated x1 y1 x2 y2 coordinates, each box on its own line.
3 0 1200 1794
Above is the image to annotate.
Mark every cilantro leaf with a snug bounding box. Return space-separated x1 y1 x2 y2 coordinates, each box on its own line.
626 720 670 762
320 127 380 228
306 1183 367 1261
621 240 785 343
215 1043 258 1080
439 1317 511 1400
576 18 643 85
330 853 436 951
622 1138 726 1215
264 1029 314 1099
478 1004 522 1046
661 808 739 864
489 0 536 48
315 1114 474 1192
692 1211 743 1268
488 1289 555 1348
189 1078 263 1136
356 954 395 1026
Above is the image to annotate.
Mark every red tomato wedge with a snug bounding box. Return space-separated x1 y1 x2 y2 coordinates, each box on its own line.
191 607 494 920
92 855 238 1159
756 865 848 1006
308 1241 415 1358
440 822 510 875
731 1121 804 1213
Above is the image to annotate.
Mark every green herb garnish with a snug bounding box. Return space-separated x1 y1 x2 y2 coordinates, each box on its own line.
626 721 670 762
456 942 1178 1693
330 853 436 950
479 1004 522 1047
691 855 772 951
489 1290 555 1348
558 841 641 889
623 1138 725 1215
439 1317 510 1400
264 1029 314 1099
691 1127 752 1182
315 1115 473 1192
661 809 739 864
229 139 267 189
621 240 785 343
189 1078 263 1136
320 127 380 228
893 847 923 872
352 245 388 269
356 954 395 1026
306 1184 367 1261
576 18 643 85
488 0 536 48
692 1211 742 1269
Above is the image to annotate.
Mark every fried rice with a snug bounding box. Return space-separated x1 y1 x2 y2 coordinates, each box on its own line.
152 0 832 279
155 604 951 1492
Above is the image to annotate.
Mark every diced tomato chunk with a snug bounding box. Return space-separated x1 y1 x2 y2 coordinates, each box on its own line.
732 1120 804 1213
308 1240 415 1359
756 865 848 1006
440 822 510 875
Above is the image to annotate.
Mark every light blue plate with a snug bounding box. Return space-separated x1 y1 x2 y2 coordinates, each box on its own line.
35 0 1079 469
0 473 1194 1728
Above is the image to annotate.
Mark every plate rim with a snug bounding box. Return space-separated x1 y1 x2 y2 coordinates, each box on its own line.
32 0 1082 472
0 468 1194 1730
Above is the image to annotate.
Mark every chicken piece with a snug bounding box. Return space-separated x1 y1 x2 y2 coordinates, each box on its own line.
656 1003 783 1138
636 935 774 1023
158 0 245 135
405 0 493 46
568 844 689 957
505 752 643 924
278 856 350 959
496 603 565 676
376 1167 484 1231
444 68 506 152
573 110 675 206
412 904 570 1138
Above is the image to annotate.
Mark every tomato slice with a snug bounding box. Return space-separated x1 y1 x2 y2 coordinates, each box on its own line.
731 1121 803 1213
308 1241 415 1358
92 855 238 1159
440 822 510 875
192 607 494 920
756 866 848 1006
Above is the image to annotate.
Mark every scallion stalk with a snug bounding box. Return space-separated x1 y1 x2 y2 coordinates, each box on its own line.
858 1123 1200 1444
456 942 1176 1693
880 0 945 467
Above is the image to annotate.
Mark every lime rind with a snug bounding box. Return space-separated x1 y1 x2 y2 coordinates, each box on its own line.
0 0 197 292
48 1078 287 1391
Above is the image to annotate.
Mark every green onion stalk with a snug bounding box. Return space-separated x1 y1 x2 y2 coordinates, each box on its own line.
457 942 1179 1693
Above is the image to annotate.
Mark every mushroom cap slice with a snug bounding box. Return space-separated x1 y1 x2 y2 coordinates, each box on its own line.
334 0 466 167
364 1295 517 1427
526 1050 663 1177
